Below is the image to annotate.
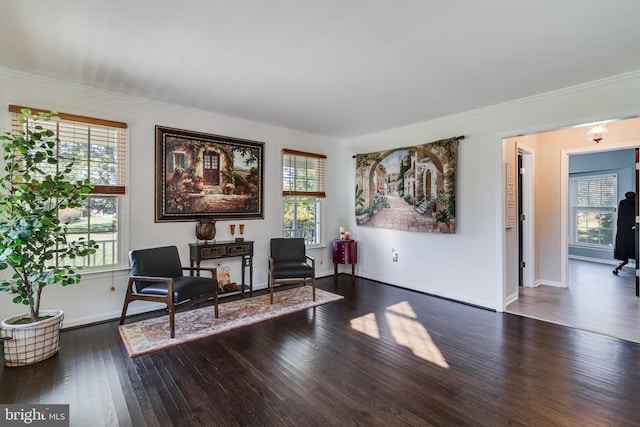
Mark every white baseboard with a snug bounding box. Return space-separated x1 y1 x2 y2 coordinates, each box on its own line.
569 254 636 268
505 292 518 305
534 279 564 288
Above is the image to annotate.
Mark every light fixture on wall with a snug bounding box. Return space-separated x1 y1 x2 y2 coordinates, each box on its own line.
586 124 609 143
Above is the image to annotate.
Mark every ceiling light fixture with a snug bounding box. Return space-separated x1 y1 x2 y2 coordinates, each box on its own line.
586 124 609 143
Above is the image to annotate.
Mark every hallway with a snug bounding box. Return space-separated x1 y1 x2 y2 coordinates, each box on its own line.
506 259 639 343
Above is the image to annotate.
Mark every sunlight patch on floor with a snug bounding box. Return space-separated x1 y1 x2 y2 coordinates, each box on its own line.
350 301 449 368
350 312 381 339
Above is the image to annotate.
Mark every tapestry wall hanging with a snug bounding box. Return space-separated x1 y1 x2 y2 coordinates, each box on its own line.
355 136 462 233
155 126 264 221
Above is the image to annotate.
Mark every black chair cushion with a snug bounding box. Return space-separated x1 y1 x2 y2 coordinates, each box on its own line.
130 246 184 292
137 276 217 303
272 261 313 279
270 238 306 263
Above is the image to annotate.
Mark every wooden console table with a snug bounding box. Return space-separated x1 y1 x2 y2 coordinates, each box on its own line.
189 240 254 295
332 239 358 283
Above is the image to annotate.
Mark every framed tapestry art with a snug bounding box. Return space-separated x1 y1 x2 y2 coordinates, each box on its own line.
155 126 264 222
355 136 462 233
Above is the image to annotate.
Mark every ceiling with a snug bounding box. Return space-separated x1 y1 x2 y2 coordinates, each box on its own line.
1 1 639 139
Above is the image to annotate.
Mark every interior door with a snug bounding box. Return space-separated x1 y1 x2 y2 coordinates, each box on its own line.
518 154 524 286
635 148 640 297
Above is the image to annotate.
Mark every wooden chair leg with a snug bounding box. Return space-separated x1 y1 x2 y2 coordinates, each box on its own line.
312 277 316 301
270 275 274 304
119 300 130 325
169 306 176 339
214 292 219 318
119 279 135 325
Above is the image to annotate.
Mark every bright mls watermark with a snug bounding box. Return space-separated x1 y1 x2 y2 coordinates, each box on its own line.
1 405 69 426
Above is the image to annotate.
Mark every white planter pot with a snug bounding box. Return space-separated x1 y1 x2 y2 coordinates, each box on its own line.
1 309 64 367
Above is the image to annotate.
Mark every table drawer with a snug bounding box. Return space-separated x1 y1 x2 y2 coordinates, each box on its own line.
200 246 227 259
228 244 251 256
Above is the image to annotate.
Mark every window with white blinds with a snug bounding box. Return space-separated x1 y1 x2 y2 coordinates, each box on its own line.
282 149 326 246
9 105 127 269
569 173 617 247
9 105 126 194
282 149 326 197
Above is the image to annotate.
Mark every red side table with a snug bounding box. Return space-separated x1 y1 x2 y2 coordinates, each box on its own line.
332 239 358 282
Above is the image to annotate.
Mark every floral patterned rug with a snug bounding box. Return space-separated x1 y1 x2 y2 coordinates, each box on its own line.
118 287 343 357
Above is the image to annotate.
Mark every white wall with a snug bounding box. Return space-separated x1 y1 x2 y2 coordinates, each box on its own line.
341 71 640 310
0 69 341 327
1 68 639 326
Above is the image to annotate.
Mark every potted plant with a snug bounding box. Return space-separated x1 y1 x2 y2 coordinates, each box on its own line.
193 176 204 192
182 177 194 192
0 109 97 366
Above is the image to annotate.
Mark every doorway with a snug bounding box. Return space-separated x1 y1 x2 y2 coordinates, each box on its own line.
505 116 640 343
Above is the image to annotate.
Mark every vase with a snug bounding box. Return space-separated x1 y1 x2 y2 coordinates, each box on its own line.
193 181 204 192
1 309 64 367
195 218 216 241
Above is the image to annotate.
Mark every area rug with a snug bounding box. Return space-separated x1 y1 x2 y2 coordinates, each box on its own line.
118 287 343 357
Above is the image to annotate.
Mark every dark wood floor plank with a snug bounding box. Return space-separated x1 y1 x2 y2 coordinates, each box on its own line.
2 274 640 426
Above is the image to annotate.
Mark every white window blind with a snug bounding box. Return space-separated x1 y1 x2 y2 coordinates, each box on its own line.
9 105 127 195
570 173 617 247
282 149 326 198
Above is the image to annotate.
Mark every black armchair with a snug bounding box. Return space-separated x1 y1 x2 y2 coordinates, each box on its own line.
268 238 316 304
119 246 218 338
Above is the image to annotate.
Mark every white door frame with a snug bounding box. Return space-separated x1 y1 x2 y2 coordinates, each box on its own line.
560 140 640 288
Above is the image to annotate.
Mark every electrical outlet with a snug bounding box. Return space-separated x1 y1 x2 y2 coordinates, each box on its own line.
393 252 398 262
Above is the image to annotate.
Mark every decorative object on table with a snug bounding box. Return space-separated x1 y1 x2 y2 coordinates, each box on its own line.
215 266 237 292
0 108 98 366
195 217 217 242
235 223 245 242
354 136 463 233
118 287 343 357
339 227 351 240
155 125 264 221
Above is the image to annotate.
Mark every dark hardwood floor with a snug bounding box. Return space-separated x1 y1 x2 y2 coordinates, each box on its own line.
2 275 640 426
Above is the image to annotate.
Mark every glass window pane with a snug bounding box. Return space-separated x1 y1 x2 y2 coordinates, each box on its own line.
283 196 320 245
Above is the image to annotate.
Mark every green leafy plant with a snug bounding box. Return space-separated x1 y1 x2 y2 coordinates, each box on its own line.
355 184 369 216
435 208 450 224
373 192 390 210
0 109 97 323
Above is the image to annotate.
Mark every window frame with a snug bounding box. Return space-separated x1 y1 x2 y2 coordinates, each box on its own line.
9 105 129 273
282 149 326 247
569 173 617 249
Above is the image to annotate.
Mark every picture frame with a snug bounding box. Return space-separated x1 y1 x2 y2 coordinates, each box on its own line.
155 125 264 222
